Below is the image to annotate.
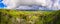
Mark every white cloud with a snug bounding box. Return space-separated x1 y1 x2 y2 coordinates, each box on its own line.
2 0 60 10
2 0 49 9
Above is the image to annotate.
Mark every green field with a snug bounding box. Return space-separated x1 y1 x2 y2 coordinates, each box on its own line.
0 9 60 24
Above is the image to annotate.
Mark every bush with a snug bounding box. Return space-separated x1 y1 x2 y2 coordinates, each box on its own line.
0 9 60 24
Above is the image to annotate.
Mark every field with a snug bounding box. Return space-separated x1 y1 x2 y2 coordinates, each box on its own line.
0 9 60 24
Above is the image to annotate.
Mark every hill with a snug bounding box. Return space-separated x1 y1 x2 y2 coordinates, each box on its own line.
0 9 60 24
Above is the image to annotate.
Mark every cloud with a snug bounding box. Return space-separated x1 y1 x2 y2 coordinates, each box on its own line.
2 0 60 10
2 0 49 8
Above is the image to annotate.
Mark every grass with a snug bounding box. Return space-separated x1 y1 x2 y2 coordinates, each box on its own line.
0 9 60 24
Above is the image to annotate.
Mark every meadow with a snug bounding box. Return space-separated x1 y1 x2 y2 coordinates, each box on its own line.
0 9 60 24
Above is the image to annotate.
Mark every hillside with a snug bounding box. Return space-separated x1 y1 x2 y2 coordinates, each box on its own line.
0 9 60 24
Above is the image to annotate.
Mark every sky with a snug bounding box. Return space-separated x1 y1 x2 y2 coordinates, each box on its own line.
0 0 60 10
0 0 6 8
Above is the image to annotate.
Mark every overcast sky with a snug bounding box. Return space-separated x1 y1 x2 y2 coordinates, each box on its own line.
0 0 60 10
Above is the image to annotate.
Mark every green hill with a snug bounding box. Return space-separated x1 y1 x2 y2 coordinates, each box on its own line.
0 9 60 24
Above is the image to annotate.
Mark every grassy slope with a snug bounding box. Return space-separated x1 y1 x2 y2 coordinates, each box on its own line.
0 9 60 24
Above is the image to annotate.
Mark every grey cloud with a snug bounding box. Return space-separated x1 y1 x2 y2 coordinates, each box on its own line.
2 0 60 10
